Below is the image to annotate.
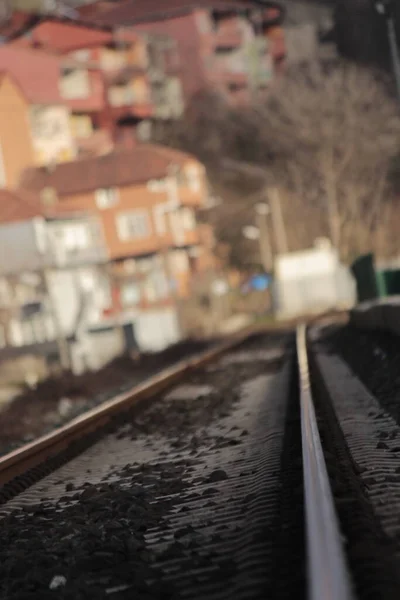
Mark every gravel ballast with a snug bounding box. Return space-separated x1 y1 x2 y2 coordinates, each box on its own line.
0 333 292 600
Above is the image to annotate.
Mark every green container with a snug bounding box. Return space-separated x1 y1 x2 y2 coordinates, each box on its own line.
375 269 400 297
351 254 378 302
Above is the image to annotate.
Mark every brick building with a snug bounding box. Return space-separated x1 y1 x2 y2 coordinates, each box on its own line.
0 46 76 167
79 0 286 107
11 17 184 151
19 144 214 307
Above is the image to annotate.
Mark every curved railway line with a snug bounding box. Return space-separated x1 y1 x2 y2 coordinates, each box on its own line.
1 320 400 599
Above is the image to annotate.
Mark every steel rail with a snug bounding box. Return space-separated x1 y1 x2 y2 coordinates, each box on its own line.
296 324 354 600
0 327 259 487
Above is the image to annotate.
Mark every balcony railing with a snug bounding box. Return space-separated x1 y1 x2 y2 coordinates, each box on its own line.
108 86 151 108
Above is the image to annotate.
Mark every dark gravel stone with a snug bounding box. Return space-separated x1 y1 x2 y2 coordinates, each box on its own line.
0 331 291 600
376 441 390 450
207 469 228 483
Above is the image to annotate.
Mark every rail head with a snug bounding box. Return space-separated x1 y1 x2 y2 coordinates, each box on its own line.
296 324 354 600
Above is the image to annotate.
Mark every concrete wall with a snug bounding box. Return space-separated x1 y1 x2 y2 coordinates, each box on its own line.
135 307 181 352
0 220 44 275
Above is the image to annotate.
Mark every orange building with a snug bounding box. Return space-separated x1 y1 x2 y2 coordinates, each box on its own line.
19 144 214 308
79 0 286 107
10 18 183 152
0 73 35 188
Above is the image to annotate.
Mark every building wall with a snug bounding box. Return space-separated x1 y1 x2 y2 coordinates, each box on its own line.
136 13 206 100
137 9 275 105
51 162 207 261
0 76 35 187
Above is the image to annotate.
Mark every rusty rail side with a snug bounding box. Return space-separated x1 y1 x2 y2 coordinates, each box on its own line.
0 329 253 486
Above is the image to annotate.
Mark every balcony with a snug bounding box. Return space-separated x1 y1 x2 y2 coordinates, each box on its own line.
178 186 205 208
46 217 108 268
76 130 114 158
111 102 154 121
108 85 154 119
214 27 243 50
104 65 146 86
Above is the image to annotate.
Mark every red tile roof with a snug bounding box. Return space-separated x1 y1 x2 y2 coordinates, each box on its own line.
0 11 112 42
12 20 113 53
78 0 274 26
0 189 41 225
19 144 199 197
0 11 41 41
0 46 62 104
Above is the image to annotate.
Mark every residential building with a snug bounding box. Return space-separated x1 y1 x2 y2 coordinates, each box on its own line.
19 144 214 309
11 17 184 150
0 73 36 187
0 188 113 373
0 46 76 166
78 0 286 107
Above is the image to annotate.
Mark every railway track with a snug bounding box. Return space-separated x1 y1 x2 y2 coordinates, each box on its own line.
1 322 400 599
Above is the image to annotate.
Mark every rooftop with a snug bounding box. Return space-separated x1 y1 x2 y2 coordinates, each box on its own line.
0 189 40 225
19 143 198 197
0 46 62 104
78 0 284 26
12 20 113 53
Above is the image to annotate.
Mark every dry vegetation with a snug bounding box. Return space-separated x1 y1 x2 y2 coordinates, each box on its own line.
159 61 400 266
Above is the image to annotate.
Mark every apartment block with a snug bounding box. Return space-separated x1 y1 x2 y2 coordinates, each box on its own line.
0 187 114 372
0 46 76 167
19 144 213 306
79 0 286 107
11 18 184 151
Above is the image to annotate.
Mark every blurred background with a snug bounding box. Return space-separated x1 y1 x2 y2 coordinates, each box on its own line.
0 0 398 449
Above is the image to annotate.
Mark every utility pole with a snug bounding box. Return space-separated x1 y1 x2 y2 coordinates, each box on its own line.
254 203 273 272
165 166 186 337
268 187 288 255
375 0 400 103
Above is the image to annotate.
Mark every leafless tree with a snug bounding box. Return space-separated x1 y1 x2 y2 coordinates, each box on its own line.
255 62 400 261
164 63 400 265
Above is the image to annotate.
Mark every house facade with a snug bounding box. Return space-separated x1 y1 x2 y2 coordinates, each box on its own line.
0 74 36 187
0 46 76 167
19 144 214 310
78 0 286 107
0 188 114 372
11 19 184 151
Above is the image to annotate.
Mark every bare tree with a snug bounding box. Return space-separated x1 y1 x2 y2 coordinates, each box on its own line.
255 63 400 260
163 63 400 264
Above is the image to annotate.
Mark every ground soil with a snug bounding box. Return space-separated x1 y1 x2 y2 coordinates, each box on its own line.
0 339 217 456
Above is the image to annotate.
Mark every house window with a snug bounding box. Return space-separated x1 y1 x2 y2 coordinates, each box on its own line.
63 224 90 250
59 68 90 99
170 250 189 273
72 49 90 62
147 178 166 192
121 282 141 306
95 188 119 209
116 210 151 241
